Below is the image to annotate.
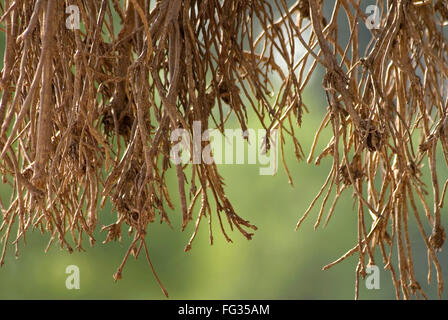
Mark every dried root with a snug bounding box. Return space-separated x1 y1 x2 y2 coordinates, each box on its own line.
295 0 448 300
0 0 447 299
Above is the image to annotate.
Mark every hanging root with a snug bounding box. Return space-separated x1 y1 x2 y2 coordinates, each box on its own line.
295 0 448 300
0 0 448 299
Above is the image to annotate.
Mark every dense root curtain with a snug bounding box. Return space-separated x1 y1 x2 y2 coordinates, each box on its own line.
0 0 448 299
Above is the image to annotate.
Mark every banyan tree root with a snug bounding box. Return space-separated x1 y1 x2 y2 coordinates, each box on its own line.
0 0 447 299
295 0 448 299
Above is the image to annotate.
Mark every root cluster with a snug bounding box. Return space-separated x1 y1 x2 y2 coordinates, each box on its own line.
0 0 447 299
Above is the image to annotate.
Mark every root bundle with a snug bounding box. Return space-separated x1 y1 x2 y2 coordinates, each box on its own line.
0 0 448 299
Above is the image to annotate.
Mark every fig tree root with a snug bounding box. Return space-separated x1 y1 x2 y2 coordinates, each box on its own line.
0 0 448 299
